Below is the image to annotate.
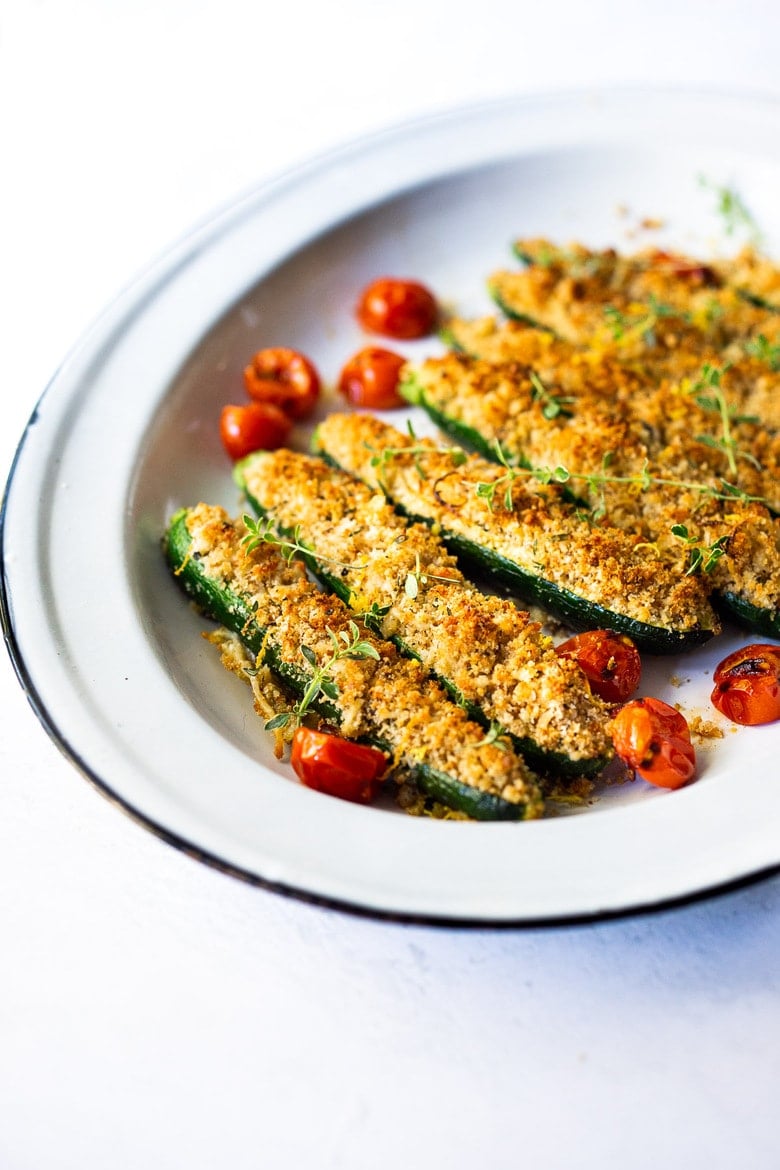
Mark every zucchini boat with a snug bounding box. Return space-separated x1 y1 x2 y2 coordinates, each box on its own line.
514 239 780 316
491 238 779 348
441 316 780 460
235 451 614 780
164 504 544 820
312 412 719 655
400 354 780 641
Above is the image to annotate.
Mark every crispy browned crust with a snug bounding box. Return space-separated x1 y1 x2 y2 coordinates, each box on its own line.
239 451 613 763
314 412 718 639
491 238 780 349
183 503 543 812
400 352 780 620
446 315 780 437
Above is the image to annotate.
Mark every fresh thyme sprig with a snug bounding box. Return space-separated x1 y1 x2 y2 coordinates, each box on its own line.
744 334 780 372
243 514 463 603
670 524 730 576
473 721 511 752
242 514 359 572
603 295 684 346
369 421 467 480
264 622 380 731
529 370 575 420
699 176 763 244
474 439 768 516
687 363 760 474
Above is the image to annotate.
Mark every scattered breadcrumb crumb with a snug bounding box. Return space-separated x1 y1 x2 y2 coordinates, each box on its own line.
688 714 725 741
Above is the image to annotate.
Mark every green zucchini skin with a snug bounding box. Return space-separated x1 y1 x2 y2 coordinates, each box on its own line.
737 289 780 313
397 381 712 655
165 509 535 820
715 592 780 639
488 284 553 331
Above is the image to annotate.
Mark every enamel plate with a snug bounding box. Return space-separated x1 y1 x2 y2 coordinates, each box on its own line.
3 89 780 923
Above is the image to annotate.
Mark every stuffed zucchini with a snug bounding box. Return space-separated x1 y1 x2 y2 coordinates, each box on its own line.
235 451 615 780
311 412 719 655
164 504 544 820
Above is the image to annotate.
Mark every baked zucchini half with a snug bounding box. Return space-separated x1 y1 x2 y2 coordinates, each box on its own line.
495 238 777 347
313 412 720 657
236 451 614 781
399 356 780 644
164 504 543 820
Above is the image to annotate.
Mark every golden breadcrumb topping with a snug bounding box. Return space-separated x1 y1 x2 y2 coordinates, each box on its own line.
398 353 780 624
239 450 613 764
314 412 717 638
490 238 780 349
181 503 543 813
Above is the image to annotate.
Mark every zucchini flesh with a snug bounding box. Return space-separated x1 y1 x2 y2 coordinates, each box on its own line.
237 451 614 781
164 506 542 820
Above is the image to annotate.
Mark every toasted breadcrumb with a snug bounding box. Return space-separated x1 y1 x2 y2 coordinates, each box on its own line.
181 504 543 815
241 447 613 767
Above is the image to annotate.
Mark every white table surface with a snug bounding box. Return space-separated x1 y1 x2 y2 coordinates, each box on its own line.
2 2 780 1167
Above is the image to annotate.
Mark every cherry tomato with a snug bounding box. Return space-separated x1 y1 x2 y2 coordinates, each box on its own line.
355 278 438 339
290 728 388 804
555 629 641 704
649 249 720 286
338 347 407 409
243 346 321 420
219 401 291 461
710 643 780 726
611 697 696 790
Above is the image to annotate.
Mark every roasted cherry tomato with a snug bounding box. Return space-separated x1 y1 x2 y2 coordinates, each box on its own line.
243 346 321 420
290 728 388 804
338 346 407 409
710 643 780 726
355 277 438 339
611 697 696 790
219 401 291 461
555 629 641 704
649 249 720 287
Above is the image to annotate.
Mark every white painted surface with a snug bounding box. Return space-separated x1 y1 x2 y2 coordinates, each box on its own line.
2 2 780 1167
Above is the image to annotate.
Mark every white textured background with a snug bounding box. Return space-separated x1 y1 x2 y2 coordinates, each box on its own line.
2 2 780 1168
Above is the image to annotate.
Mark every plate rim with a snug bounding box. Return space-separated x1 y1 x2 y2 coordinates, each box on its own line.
3 83 780 926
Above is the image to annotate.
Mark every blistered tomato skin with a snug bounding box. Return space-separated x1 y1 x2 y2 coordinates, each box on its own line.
290 728 388 804
356 278 438 340
555 630 641 704
219 402 292 461
338 347 406 409
243 347 321 420
611 697 696 790
711 643 780 726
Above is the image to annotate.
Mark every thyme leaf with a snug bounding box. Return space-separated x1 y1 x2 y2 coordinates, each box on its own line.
699 175 763 243
529 370 575 420
744 334 780 372
263 621 380 732
670 524 730 576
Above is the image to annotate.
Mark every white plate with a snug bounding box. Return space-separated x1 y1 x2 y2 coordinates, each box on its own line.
3 88 780 924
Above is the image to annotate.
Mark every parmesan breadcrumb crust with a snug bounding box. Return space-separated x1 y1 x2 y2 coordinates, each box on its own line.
491 239 780 349
314 412 717 640
402 352 780 625
181 503 543 814
239 449 613 767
